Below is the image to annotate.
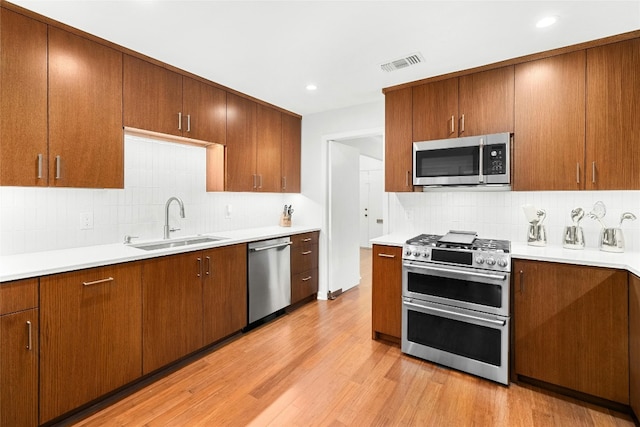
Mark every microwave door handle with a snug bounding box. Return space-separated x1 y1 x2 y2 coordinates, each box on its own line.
478 138 484 183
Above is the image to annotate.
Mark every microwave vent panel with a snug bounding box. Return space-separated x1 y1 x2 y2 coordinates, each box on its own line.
380 53 424 72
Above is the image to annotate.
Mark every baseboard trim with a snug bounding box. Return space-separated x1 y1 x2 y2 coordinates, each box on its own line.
327 288 343 300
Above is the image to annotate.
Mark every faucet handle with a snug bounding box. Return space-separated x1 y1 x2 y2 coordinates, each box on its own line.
169 228 181 233
124 235 139 244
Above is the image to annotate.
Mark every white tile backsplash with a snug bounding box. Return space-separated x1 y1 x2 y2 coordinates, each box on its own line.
0 134 313 256
388 190 640 251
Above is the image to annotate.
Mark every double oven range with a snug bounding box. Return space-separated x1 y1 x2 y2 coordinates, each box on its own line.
402 230 511 385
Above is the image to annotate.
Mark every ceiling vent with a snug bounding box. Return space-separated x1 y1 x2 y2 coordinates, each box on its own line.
380 52 424 72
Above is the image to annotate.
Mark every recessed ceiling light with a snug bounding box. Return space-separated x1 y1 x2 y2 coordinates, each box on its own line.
536 16 558 28
306 84 317 91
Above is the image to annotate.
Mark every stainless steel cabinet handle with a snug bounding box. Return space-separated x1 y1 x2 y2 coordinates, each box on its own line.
178 112 182 131
460 113 465 134
592 161 596 184
450 115 455 134
301 276 312 282
258 175 263 189
26 321 32 350
83 277 114 286
378 253 395 259
55 155 61 180
205 256 211 276
187 114 191 133
478 138 485 183
302 238 312 242
576 163 580 184
252 174 257 189
282 176 287 190
405 261 506 281
197 257 202 277
406 170 411 188
37 154 43 179
519 270 524 293
301 250 312 255
404 300 506 327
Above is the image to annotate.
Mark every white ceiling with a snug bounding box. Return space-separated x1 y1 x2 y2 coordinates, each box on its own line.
9 1 640 116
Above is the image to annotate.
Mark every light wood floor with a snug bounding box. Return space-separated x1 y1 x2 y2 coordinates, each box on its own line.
69 249 635 426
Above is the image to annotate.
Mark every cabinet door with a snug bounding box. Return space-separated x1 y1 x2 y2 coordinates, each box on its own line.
48 27 124 188
183 77 227 144
0 9 48 187
281 113 301 193
1 309 38 427
458 66 514 136
513 51 586 191
225 93 257 191
39 263 142 423
256 104 282 192
202 244 247 344
123 55 183 137
412 78 458 141
513 260 628 404
371 245 402 341
385 88 413 192
586 38 640 190
631 274 640 417
142 253 203 374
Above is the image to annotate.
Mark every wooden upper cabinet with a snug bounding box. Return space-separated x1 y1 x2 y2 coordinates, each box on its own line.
226 92 257 192
385 87 413 192
513 51 586 191
0 9 48 187
586 38 640 190
256 104 282 192
458 66 514 136
182 76 227 144
281 113 301 193
48 27 124 188
123 55 183 137
413 78 459 141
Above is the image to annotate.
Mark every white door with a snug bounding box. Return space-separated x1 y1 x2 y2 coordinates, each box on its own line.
359 171 370 247
368 169 384 241
328 141 361 294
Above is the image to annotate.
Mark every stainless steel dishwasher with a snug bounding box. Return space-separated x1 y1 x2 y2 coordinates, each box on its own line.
247 236 292 324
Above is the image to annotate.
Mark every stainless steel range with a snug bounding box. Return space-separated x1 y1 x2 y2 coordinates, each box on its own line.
401 230 511 385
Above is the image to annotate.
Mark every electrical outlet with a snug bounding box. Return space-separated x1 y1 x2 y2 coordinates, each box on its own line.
80 212 93 230
225 204 232 219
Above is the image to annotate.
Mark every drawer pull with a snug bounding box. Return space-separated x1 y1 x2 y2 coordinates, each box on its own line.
26 321 32 350
83 277 114 286
301 276 313 281
302 238 312 242
377 253 395 259
302 250 312 255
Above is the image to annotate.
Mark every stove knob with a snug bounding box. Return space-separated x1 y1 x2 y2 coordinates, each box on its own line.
405 249 412 256
486 257 496 266
421 251 429 258
412 251 420 257
498 258 508 268
475 255 485 265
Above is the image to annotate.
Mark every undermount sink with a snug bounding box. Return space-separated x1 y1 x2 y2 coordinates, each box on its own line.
130 236 226 251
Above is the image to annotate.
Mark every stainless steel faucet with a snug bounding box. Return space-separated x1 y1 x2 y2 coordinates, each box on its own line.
164 196 185 239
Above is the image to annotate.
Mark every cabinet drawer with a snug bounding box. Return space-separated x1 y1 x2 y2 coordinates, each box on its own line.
291 243 318 274
291 231 319 246
0 278 38 315
292 269 318 304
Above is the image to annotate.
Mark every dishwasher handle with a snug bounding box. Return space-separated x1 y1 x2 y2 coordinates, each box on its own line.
249 241 292 252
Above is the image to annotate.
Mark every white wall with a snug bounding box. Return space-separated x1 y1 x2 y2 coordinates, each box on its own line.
0 134 316 255
388 190 640 252
301 100 385 298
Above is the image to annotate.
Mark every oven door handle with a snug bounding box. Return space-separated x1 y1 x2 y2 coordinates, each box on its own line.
404 300 506 327
404 262 507 281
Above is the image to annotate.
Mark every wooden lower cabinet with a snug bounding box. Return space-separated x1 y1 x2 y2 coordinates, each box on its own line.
142 252 204 374
513 260 629 404
630 274 640 417
202 244 247 344
371 244 402 341
290 231 319 304
39 263 142 424
0 279 39 427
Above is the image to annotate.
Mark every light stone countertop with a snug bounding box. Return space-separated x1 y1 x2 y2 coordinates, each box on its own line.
0 225 320 283
370 233 640 277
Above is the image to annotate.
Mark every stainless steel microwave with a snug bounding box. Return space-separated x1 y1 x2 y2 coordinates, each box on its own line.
413 132 511 188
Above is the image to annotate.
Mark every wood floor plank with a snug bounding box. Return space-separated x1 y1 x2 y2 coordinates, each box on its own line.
70 248 635 427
